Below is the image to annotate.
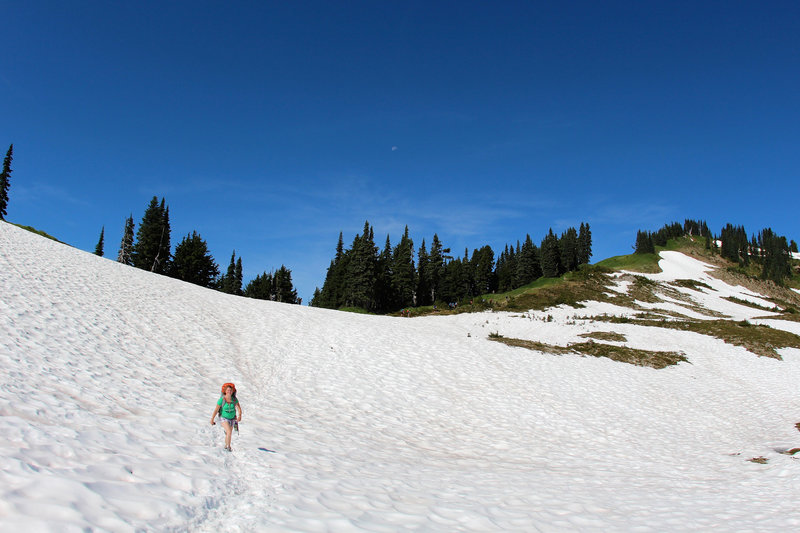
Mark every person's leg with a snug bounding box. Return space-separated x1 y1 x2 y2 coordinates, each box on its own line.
224 420 233 449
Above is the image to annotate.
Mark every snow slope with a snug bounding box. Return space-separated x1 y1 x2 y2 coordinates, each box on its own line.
2 221 800 532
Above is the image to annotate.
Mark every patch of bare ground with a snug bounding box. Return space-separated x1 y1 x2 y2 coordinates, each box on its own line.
608 274 726 319
488 335 686 369
579 331 627 342
749 456 769 464
596 316 800 359
705 257 800 309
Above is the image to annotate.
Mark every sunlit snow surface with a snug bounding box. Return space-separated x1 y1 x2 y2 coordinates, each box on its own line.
2 222 800 532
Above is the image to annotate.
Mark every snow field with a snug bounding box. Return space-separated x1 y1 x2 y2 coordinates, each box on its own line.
2 221 800 531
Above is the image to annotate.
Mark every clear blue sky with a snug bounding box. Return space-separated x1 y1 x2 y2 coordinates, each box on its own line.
3 1 799 302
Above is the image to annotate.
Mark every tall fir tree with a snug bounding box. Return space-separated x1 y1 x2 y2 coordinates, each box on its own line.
344 221 377 309
416 239 431 306
515 234 540 286
0 144 13 220
117 215 135 265
132 196 171 273
220 251 237 294
634 230 655 254
758 228 791 284
374 235 395 312
540 229 561 278
559 227 579 273
578 222 592 265
94 227 105 256
273 265 299 303
470 245 495 295
392 226 416 308
170 231 219 288
427 234 447 303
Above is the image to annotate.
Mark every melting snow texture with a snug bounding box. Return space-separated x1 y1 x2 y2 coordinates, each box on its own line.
2 222 800 532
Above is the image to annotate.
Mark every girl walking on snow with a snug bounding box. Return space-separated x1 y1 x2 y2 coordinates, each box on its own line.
211 383 242 451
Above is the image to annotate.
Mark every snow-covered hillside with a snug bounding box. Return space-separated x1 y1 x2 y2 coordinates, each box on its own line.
2 221 800 532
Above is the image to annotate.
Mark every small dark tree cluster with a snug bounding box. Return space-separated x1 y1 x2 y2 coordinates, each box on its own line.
312 221 592 312
114 197 298 301
244 266 299 303
635 219 794 285
171 231 219 287
753 228 792 284
719 224 750 265
219 251 244 295
635 219 709 254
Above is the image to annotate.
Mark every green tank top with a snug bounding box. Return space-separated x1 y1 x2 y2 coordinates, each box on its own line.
217 397 238 419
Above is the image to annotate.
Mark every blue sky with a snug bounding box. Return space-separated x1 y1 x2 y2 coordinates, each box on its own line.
3 1 799 303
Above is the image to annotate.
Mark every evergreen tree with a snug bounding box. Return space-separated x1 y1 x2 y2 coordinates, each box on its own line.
540 229 561 277
235 257 243 295
392 226 416 308
244 271 273 300
170 231 219 287
314 232 350 309
634 230 655 254
515 235 539 287
132 196 171 274
220 251 238 294
578 222 592 265
427 234 448 303
310 287 322 306
344 221 377 309
277 266 299 303
0 144 12 220
495 245 511 292
758 228 791 284
374 235 395 312
790 240 798 254
117 215 135 265
94 227 105 256
719 224 749 266
471 245 495 295
416 239 431 306
158 200 172 272
559 227 579 273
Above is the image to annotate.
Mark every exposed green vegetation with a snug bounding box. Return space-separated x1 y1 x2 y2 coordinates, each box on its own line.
595 316 800 359
579 331 627 342
597 252 661 273
724 296 781 313
489 335 686 369
11 223 63 243
672 279 713 291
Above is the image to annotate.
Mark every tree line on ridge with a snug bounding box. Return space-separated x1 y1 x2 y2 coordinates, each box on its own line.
311 222 592 313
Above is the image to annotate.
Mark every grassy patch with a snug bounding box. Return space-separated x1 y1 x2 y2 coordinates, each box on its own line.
10 223 63 243
579 331 627 342
502 267 614 312
597 252 661 273
672 279 713 291
724 296 781 313
595 316 800 359
489 335 686 369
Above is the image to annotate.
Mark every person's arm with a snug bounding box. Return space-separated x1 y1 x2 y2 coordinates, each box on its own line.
236 401 243 422
210 403 220 425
